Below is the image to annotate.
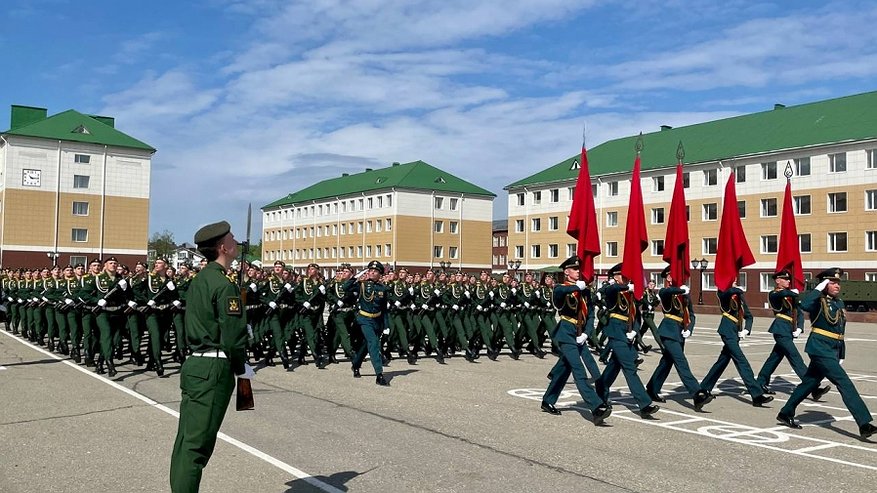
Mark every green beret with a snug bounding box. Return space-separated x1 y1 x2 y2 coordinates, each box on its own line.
194 220 231 245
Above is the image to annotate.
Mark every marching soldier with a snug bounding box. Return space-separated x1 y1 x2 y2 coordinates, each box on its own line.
326 265 358 363
344 261 391 386
385 268 415 364
172 263 193 363
492 273 521 360
699 281 773 406
637 280 661 353
144 258 177 376
295 263 328 368
776 268 876 439
262 261 293 369
79 259 102 367
88 257 130 377
414 269 444 364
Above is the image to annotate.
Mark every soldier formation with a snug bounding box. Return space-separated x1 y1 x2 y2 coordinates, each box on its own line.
2 255 875 440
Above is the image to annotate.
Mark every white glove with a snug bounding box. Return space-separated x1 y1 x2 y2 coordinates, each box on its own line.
118 279 128 290
127 300 137 309
792 328 802 338
249 283 257 292
608 278 616 285
147 300 156 307
6 297 11 302
627 283 635 291
408 287 414 295
17 298 23 303
681 329 691 339
268 301 277 309
97 299 107 307
65 298 74 305
535 291 541 298
173 300 182 308
488 291 495 298
680 285 690 294
434 289 441 296
319 285 326 294
464 290 471 298
338 300 346 307
354 269 368 279
500 302 507 308
511 288 517 295
452 304 459 310
576 334 587 345
42 296 49 302
575 280 587 290
238 363 256 380
391 300 399 308
738 330 747 340
839 359 844 365
596 292 602 301
246 324 254 339
626 331 636 341
382 327 390 335
790 288 799 294
410 304 416 310
284 283 293 292
303 301 311 309
421 304 429 310
815 279 830 292
166 281 176 291
476 305 483 311
524 302 530 308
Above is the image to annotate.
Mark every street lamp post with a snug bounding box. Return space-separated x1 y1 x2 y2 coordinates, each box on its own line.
507 259 522 279
690 258 709 305
46 251 60 267
439 261 450 273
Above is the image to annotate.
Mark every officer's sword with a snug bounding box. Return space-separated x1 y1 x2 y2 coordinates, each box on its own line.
236 203 255 411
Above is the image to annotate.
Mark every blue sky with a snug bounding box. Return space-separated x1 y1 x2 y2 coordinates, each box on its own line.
2 0 876 244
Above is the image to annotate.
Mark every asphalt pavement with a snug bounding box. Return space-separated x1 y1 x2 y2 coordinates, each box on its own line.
1 314 875 493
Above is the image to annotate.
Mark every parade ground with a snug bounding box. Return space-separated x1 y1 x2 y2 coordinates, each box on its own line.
1 314 875 493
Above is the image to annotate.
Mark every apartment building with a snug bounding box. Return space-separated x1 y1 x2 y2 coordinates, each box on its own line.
0 105 154 268
261 160 494 276
506 91 877 306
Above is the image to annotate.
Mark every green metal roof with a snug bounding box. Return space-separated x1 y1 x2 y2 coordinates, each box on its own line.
263 160 495 209
507 90 877 189
2 107 155 152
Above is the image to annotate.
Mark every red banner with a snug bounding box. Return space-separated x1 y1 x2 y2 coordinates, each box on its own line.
662 164 690 285
566 146 600 281
776 179 804 290
715 171 755 291
621 155 648 297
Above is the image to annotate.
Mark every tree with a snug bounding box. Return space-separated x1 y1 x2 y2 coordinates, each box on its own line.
249 241 262 259
149 230 177 260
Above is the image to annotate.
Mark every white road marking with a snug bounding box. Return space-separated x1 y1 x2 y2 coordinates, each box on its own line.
0 330 345 493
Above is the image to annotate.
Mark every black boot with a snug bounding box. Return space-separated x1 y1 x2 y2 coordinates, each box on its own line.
71 347 81 364
95 356 106 375
106 357 117 377
84 351 94 367
47 338 55 352
156 359 164 377
375 374 389 386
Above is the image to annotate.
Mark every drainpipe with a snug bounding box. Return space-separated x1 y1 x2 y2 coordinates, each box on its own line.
100 145 108 258
0 135 10 266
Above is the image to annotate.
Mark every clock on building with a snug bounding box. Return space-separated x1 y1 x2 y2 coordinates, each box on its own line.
22 169 41 187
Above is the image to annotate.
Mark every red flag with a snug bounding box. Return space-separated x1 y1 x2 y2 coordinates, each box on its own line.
662 164 690 285
621 155 648 297
567 146 600 281
715 171 755 291
776 179 804 290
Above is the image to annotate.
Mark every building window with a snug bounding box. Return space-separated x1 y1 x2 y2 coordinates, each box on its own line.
357 222 363 233
828 232 848 252
567 187 575 200
761 198 778 217
72 201 89 216
867 273 877 282
386 218 392 231
515 245 524 258
738 200 746 219
868 150 877 170
375 221 382 233
367 198 373 209
450 221 459 234
703 169 718 186
449 246 458 259
339 224 345 236
866 190 877 211
828 192 847 213
386 244 392 257
702 237 717 255
450 198 458 210
651 240 664 256
591 184 597 197
703 272 716 291
531 245 541 258
73 175 90 189
760 273 773 292
867 231 877 252
74 154 91 164
548 244 559 258
736 166 746 182
516 193 524 206
653 176 664 192
607 182 619 196
550 189 559 202
70 255 87 266
606 211 618 227
799 233 812 253
794 195 811 215
356 246 363 258
702 203 718 221
829 152 847 173
651 208 665 224
761 161 777 180
761 235 778 254
71 228 88 242
515 220 524 233
549 216 558 230
567 244 576 256
606 241 618 257
435 197 444 209
682 172 690 188
737 272 748 290
795 157 811 176
434 221 444 233
387 194 393 207
365 245 372 257
531 218 541 231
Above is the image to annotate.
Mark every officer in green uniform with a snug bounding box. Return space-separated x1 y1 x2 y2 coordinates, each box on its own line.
541 255 612 425
89 257 130 377
777 268 876 439
294 263 327 367
637 280 662 353
144 258 177 376
169 220 252 492
385 268 415 364
172 263 193 363
79 260 102 367
756 270 831 400
344 260 390 386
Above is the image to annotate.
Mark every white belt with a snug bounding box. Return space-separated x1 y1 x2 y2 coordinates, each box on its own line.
191 349 227 359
